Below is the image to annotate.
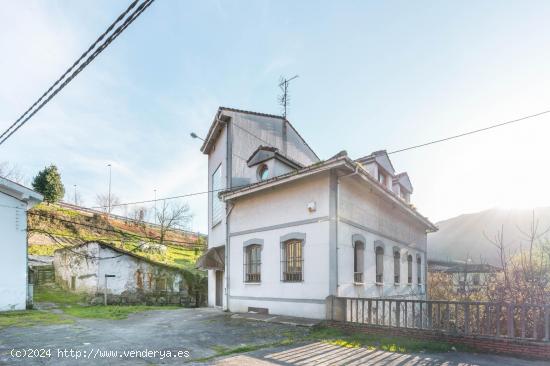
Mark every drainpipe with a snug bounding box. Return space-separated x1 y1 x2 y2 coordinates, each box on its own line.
335 164 359 294
224 201 234 311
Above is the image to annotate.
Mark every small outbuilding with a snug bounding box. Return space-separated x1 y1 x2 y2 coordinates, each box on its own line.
53 241 187 305
0 177 43 311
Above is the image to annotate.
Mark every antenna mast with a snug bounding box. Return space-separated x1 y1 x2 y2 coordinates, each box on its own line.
278 75 299 118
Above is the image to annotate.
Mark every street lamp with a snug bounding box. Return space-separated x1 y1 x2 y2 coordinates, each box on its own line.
107 164 112 217
190 132 205 141
154 189 157 224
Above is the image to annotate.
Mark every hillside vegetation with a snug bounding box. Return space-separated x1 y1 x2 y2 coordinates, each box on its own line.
27 203 206 271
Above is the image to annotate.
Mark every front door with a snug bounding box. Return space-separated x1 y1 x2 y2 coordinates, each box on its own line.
215 271 223 307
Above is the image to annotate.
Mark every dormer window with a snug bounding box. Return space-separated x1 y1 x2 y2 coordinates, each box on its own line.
257 164 269 180
378 170 387 186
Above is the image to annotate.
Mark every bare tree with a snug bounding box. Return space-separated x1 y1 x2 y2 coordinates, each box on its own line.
95 193 121 214
129 206 148 226
484 211 550 304
0 161 27 184
155 201 192 245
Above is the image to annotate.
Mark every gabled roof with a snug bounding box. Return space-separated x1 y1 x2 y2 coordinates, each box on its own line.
200 107 320 161
246 145 303 169
356 150 396 175
220 153 437 231
0 177 43 206
393 172 413 193
54 241 183 271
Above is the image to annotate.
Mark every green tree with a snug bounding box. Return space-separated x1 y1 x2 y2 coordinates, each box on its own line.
182 270 207 307
32 165 65 203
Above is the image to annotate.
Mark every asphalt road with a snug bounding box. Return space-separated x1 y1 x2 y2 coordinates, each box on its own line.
0 308 546 365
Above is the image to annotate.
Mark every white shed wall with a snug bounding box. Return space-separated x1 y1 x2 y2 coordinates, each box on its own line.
0 194 29 311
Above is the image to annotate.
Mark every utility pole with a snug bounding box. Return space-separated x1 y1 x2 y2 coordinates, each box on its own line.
107 164 112 218
278 75 299 118
73 185 77 205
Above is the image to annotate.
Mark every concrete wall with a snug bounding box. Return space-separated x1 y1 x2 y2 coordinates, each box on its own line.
338 176 427 299
223 169 429 318
206 110 320 309
0 194 29 311
54 243 100 293
228 173 331 319
54 243 184 296
207 120 228 308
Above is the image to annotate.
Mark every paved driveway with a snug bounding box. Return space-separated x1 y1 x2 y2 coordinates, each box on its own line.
0 308 546 365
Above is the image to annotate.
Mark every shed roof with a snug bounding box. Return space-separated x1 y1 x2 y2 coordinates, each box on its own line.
0 177 43 206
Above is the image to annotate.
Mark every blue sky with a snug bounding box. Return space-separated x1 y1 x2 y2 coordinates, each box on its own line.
2 0 550 233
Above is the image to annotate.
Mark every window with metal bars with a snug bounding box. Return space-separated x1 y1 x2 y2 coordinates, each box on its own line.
375 246 384 284
281 239 303 282
243 244 261 283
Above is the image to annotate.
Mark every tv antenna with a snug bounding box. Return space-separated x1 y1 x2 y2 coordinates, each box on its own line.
278 75 299 118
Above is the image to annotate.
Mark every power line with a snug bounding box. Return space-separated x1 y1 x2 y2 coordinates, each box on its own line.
91 107 550 209
0 0 155 146
387 109 550 155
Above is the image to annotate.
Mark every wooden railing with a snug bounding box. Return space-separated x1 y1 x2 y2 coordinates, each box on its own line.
329 297 550 342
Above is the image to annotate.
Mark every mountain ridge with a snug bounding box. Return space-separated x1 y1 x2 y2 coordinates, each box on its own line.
428 207 550 265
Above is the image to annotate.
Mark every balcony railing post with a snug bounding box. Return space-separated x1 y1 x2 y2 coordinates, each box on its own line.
396 300 401 328
544 305 549 342
521 304 526 338
382 300 386 326
427 302 433 330
367 299 372 324
507 304 514 338
411 300 417 328
389 300 393 327
496 304 501 337
419 300 424 329
464 303 470 335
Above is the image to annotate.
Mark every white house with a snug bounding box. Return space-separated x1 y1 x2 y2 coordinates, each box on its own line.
0 177 42 311
197 107 437 319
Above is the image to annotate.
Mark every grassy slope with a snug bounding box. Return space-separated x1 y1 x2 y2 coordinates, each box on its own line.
28 203 204 271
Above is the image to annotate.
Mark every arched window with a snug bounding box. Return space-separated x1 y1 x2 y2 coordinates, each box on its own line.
257 164 269 181
393 250 401 284
407 255 413 284
375 246 384 284
417 255 422 285
353 240 365 283
244 244 262 282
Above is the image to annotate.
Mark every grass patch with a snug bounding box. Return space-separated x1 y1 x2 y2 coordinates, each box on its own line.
34 285 87 305
35 285 180 320
62 305 179 320
308 325 463 353
0 310 72 329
